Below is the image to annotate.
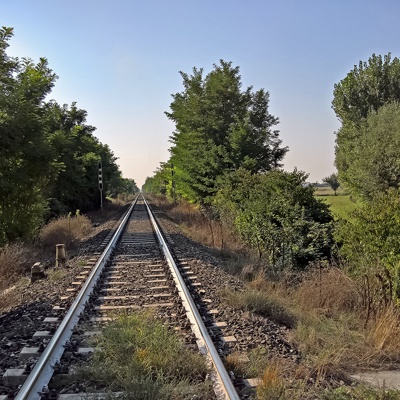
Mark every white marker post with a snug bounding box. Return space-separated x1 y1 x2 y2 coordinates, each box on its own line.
98 161 103 210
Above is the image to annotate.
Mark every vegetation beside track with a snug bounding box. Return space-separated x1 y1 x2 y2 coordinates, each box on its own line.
0 27 138 246
0 200 128 311
152 196 400 399
142 52 400 398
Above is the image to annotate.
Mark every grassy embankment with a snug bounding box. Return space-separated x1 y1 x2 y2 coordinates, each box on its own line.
151 194 400 400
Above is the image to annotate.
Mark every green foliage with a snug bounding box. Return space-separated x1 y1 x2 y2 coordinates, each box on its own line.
165 60 287 205
337 189 400 299
45 101 125 215
0 27 58 243
333 53 400 198
336 102 400 199
142 162 171 196
332 53 400 125
332 54 400 305
216 169 333 269
336 188 400 300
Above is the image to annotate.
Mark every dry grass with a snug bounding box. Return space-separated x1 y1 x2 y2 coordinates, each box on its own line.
0 243 33 292
0 213 94 296
294 268 362 316
293 313 367 379
368 305 400 355
290 268 400 377
87 199 129 226
151 195 244 252
225 352 249 377
0 283 23 313
38 213 92 252
0 245 31 312
223 267 400 383
256 362 285 399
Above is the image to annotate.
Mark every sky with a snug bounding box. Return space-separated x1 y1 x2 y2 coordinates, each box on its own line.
2 0 400 187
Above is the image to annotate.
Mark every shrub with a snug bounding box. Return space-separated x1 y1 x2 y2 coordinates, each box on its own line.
38 213 92 251
256 362 285 400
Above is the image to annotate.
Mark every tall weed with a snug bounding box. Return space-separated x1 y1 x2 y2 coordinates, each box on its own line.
38 213 92 251
0 243 32 292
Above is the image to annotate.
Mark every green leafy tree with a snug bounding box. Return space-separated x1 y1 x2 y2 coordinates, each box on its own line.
142 163 170 196
336 102 400 199
332 53 400 125
45 101 123 215
166 60 287 205
0 28 131 242
0 27 58 243
333 54 400 194
122 178 139 194
323 173 340 195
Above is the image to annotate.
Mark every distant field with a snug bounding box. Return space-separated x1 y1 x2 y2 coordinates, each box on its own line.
314 186 345 196
317 194 358 220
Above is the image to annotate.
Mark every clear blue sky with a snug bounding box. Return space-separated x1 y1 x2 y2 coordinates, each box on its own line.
2 0 400 186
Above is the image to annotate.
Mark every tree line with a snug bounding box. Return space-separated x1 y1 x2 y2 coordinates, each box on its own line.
144 53 400 296
0 27 138 245
143 60 334 270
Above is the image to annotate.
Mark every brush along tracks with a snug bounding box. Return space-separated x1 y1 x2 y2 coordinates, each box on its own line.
1 196 243 400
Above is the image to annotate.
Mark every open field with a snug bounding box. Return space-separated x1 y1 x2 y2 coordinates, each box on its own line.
314 186 345 196
317 194 358 220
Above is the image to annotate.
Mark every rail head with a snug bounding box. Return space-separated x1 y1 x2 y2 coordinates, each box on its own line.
143 196 240 400
15 196 139 400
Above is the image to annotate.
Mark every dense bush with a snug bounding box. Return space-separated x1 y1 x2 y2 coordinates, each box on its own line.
216 168 333 269
336 188 400 301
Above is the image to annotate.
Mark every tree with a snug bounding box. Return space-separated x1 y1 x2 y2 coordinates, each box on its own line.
323 173 340 195
0 27 130 242
45 101 124 215
166 60 287 205
333 54 400 196
332 53 400 125
335 102 400 199
0 27 58 243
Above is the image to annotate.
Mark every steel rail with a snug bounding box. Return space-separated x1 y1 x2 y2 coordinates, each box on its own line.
16 196 139 400
143 196 240 400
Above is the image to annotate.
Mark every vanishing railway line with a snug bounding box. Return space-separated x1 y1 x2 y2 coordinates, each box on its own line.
1 195 244 400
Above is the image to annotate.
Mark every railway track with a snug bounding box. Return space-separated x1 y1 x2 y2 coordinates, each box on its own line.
1 195 242 400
